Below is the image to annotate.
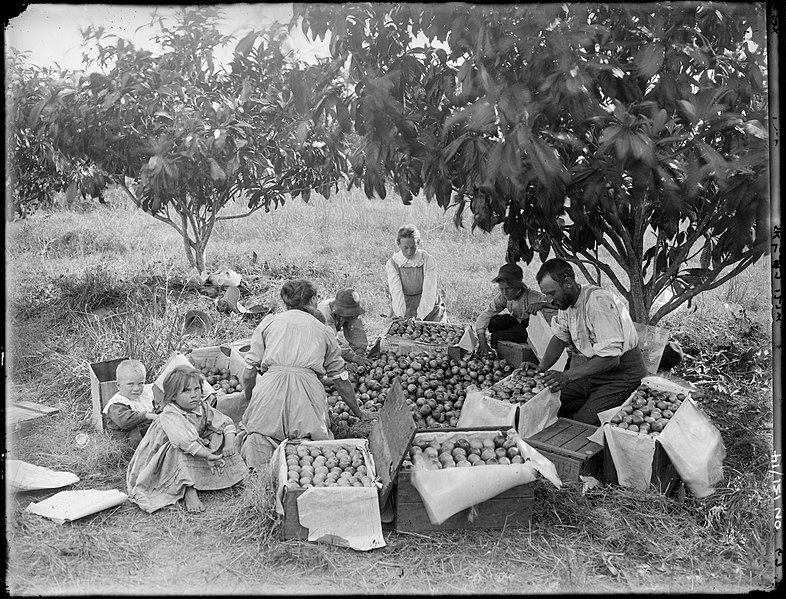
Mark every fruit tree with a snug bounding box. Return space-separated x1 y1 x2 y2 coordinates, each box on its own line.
13 7 350 274
294 2 770 324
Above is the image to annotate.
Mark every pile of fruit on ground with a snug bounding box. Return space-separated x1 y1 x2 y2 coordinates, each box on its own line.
608 383 687 436
401 431 524 470
385 320 466 345
326 350 516 431
282 443 375 489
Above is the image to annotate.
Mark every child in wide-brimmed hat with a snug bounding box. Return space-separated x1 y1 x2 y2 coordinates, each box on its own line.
317 288 371 366
474 263 555 360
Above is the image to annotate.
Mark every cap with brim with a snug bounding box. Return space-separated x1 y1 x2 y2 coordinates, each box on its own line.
491 263 525 287
333 288 365 317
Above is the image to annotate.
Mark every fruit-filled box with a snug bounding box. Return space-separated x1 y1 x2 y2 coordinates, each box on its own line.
600 380 685 493
153 343 250 404
394 427 556 533
523 418 604 482
378 320 477 356
273 379 418 546
276 438 381 542
594 376 725 496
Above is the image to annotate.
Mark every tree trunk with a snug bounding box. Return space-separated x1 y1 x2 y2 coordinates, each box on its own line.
626 261 650 325
194 244 206 275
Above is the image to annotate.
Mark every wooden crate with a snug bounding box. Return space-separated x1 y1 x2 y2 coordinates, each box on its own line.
89 357 129 433
278 379 417 540
393 426 535 532
603 439 681 495
496 341 534 366
523 418 604 482
8 400 60 436
395 473 534 532
280 485 309 540
377 321 474 357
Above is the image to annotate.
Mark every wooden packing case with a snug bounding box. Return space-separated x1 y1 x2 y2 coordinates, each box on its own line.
495 340 534 367
393 425 536 533
8 400 60 436
523 418 604 482
278 378 418 540
278 382 539 538
376 321 476 357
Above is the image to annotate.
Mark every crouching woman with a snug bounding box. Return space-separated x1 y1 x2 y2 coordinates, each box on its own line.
237 278 374 471
127 366 248 513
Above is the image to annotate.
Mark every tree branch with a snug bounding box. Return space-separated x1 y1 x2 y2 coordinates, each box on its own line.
650 251 759 324
217 203 270 221
649 194 722 300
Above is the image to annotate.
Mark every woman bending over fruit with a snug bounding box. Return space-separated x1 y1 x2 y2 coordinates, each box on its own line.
237 279 375 471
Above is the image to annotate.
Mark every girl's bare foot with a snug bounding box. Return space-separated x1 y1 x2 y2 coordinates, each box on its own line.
183 487 204 512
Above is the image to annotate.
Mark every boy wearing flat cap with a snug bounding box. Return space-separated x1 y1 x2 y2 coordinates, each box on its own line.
317 288 371 366
474 263 555 360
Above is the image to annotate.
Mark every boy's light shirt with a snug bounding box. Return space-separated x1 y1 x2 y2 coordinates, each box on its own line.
102 385 155 414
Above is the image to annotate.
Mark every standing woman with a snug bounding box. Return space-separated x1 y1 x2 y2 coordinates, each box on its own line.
238 279 373 471
386 224 446 321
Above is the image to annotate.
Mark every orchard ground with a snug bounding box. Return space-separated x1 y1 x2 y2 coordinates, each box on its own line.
5 189 777 594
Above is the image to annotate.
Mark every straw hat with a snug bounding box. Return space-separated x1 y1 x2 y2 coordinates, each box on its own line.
333 288 365 318
491 263 525 288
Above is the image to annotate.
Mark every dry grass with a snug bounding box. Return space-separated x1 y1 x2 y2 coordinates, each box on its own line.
4 188 777 594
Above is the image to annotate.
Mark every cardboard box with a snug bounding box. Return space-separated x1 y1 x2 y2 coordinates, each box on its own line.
275 379 417 545
394 426 537 533
89 357 129 432
378 321 477 356
523 418 604 482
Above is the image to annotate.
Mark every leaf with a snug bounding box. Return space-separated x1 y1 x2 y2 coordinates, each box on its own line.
651 108 668 134
598 124 621 147
295 121 310 145
65 180 78 206
147 155 163 175
240 79 253 103
443 137 466 164
374 174 387 200
235 31 259 57
634 43 665 79
209 158 226 182
677 99 697 125
614 134 632 162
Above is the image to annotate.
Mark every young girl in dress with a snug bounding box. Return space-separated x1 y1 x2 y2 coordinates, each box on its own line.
127 365 247 513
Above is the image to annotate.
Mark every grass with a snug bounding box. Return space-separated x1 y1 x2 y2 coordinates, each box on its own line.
4 188 777 594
